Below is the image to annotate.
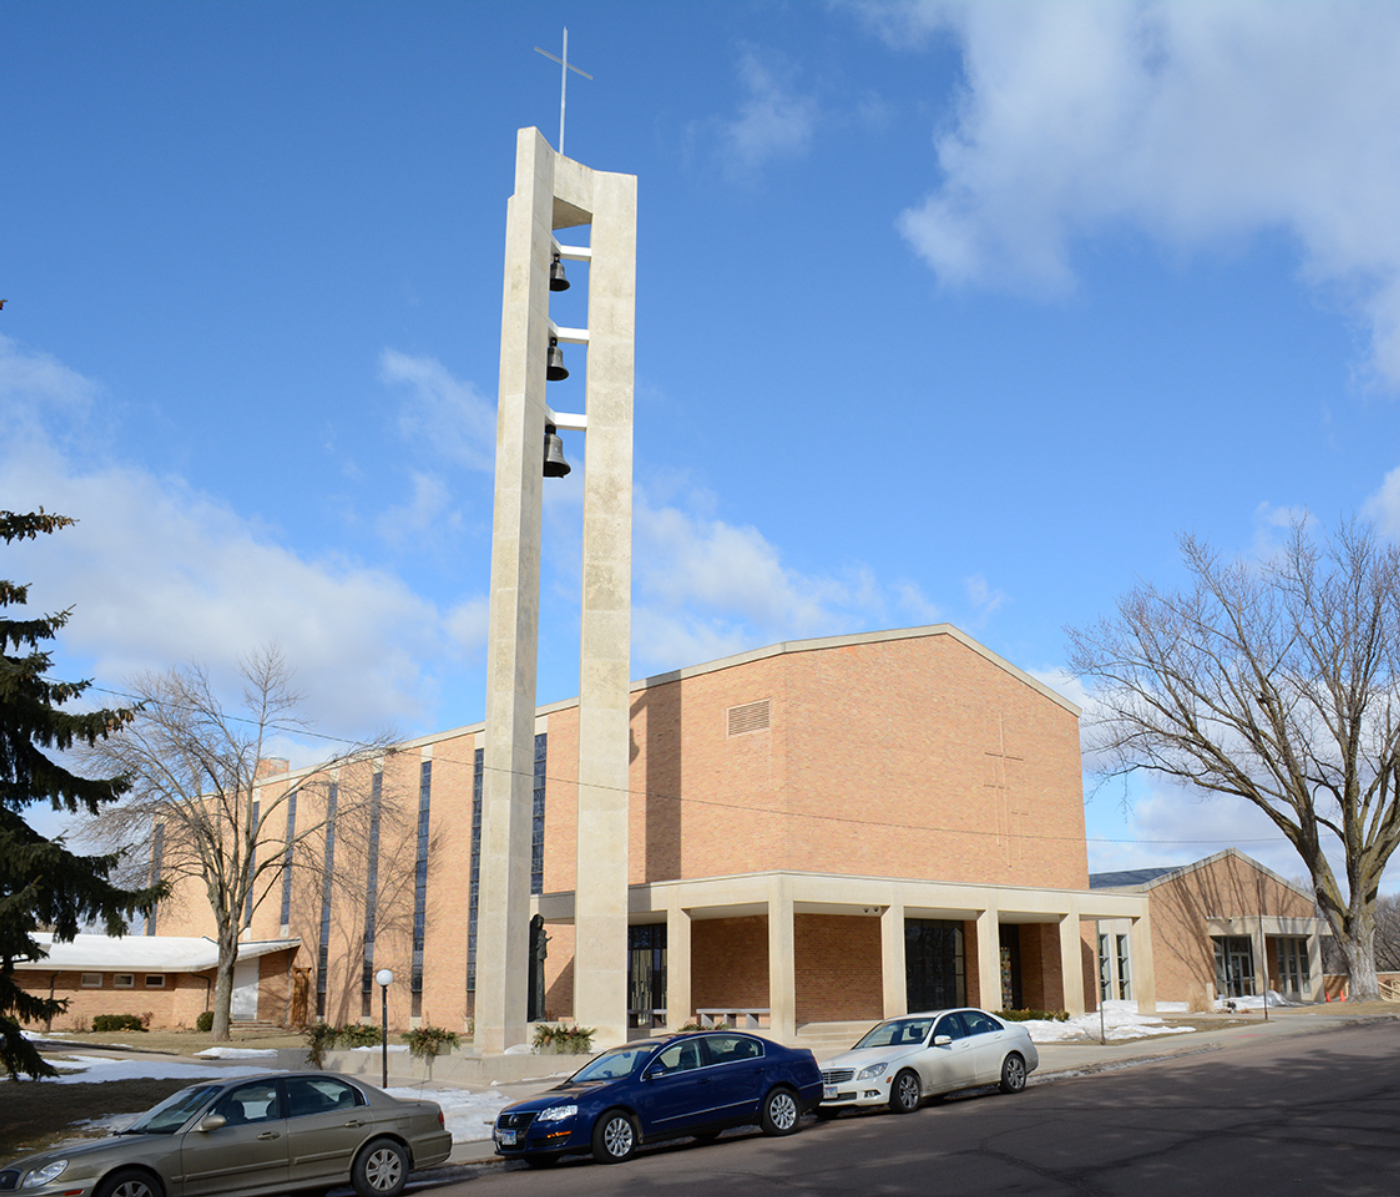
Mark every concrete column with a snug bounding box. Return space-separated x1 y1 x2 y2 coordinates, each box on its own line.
1252 922 1270 1000
767 877 796 1042
880 902 907 1018
475 129 556 1055
1129 915 1157 1014
1058 907 1086 1016
975 906 1002 1011
665 903 691 1032
1306 926 1323 1003
572 165 637 1050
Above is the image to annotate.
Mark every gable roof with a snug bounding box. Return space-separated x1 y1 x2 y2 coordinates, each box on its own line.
1089 848 1314 902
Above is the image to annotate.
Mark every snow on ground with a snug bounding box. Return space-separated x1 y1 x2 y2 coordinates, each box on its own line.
385 1086 510 1143
21 1056 274 1084
194 1048 280 1059
1021 1001 1196 1043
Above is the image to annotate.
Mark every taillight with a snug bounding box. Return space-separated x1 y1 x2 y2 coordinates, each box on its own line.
438 1111 445 1129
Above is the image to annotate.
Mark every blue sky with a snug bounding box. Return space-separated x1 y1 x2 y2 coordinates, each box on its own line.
7 1 1400 884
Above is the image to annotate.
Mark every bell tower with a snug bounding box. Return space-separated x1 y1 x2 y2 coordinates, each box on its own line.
473 128 636 1053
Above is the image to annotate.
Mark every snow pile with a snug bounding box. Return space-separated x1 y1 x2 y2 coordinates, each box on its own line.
195 1047 280 1059
1020 1002 1196 1043
385 1086 510 1143
31 1056 274 1084
1216 990 1292 1010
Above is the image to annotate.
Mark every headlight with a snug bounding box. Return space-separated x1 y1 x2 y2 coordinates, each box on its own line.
23 1161 69 1189
536 1104 578 1123
856 1063 887 1081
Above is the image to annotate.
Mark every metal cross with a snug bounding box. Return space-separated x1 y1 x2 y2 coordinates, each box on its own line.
534 28 592 157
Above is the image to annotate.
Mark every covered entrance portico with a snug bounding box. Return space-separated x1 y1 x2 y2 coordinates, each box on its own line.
536 871 1153 1045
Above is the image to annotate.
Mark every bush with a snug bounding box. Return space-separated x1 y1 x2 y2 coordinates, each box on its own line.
403 1025 460 1061
304 1022 339 1069
91 1014 146 1033
996 1009 1069 1023
532 1022 595 1054
195 1011 214 1033
338 1023 384 1048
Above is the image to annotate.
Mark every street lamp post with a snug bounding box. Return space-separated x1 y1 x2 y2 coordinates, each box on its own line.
375 969 394 1088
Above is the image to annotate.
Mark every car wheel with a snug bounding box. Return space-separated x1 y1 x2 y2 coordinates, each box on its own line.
759 1087 800 1136
94 1170 164 1197
999 1052 1028 1095
351 1138 408 1197
889 1069 921 1114
591 1110 637 1163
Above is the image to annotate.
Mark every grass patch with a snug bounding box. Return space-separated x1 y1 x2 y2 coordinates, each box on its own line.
0 1077 196 1161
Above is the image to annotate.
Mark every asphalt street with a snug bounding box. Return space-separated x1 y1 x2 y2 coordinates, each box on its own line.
435 1020 1400 1196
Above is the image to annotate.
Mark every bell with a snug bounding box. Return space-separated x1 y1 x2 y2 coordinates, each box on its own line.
546 336 569 381
549 253 570 292
543 423 571 478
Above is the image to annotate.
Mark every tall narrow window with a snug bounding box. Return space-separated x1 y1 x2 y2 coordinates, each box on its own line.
279 788 298 931
361 770 383 1017
243 798 259 928
468 748 483 999
145 822 164 936
316 783 338 1019
410 759 432 1018
1098 934 1111 1001
532 733 547 895
1116 934 1131 1000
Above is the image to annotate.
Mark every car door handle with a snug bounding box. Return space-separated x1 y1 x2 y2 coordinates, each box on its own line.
343 1119 366 1128
257 1131 281 1141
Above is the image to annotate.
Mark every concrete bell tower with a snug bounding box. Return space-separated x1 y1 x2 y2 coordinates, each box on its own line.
473 127 636 1053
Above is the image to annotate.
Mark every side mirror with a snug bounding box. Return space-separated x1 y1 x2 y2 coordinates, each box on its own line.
197 1115 227 1133
643 1066 665 1081
933 1035 952 1047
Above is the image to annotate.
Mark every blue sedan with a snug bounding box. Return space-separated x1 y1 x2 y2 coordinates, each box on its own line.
493 1031 823 1165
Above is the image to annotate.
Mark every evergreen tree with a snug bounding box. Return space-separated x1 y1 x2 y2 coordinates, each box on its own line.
1 509 163 1080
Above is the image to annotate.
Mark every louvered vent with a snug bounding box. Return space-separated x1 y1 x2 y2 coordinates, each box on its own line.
727 699 771 736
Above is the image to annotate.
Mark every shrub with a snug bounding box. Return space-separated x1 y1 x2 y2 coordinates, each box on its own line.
195 1011 215 1033
532 1022 595 1054
91 1014 146 1033
304 1022 339 1069
403 1025 460 1061
996 1009 1069 1023
338 1022 384 1048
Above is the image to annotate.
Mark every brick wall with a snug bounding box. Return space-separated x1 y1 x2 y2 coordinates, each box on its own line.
794 915 882 1024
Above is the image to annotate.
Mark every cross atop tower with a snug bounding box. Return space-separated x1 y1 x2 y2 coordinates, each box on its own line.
534 28 593 156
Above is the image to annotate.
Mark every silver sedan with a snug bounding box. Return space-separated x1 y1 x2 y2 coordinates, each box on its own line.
817 1008 1039 1115
0 1072 452 1197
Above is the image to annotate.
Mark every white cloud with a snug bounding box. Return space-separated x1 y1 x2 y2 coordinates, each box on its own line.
1363 465 1400 537
375 470 455 545
718 48 818 177
0 338 485 744
964 571 1007 619
380 348 496 472
878 0 1400 385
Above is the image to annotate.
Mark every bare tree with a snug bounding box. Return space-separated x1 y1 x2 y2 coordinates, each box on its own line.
1068 519 1400 1001
81 648 395 1039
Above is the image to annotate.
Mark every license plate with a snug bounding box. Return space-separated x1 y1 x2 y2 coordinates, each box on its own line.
498 1129 517 1146
823 1085 836 1100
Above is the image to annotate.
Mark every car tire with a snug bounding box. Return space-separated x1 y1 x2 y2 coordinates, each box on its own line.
999 1052 1028 1095
759 1087 800 1136
94 1170 164 1197
351 1138 408 1197
889 1070 921 1114
591 1110 638 1163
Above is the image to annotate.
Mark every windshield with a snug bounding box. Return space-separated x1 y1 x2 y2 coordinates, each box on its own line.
568 1044 655 1083
125 1085 224 1135
853 1017 934 1050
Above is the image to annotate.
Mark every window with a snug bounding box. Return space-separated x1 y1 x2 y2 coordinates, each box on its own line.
1097 934 1111 1001
114 974 135 989
145 974 167 989
285 1076 362 1118
934 1012 968 1041
361 769 383 1017
704 1034 763 1064
1276 937 1309 995
80 973 103 988
961 1010 1001 1036
653 1040 703 1073
214 1081 281 1125
1116 935 1132 1000
316 782 338 1019
411 759 432 1018
1213 935 1257 997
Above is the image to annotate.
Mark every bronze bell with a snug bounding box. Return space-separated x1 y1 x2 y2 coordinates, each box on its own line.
549 253 570 292
546 336 569 381
543 423 571 478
